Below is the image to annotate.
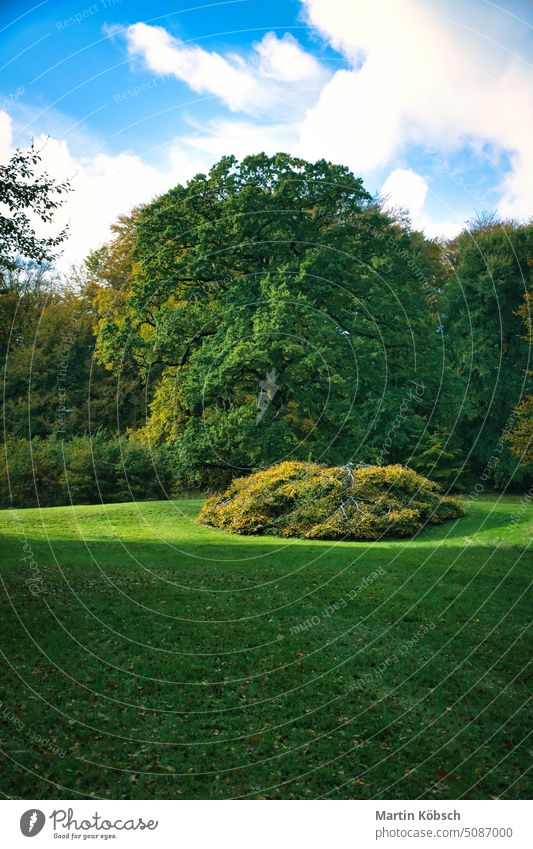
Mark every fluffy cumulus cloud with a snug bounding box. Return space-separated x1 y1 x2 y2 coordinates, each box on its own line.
0 103 301 268
178 117 298 162
299 0 533 218
0 25 330 268
380 166 462 238
381 168 428 219
123 23 328 117
122 2 533 226
0 109 211 268
0 22 332 267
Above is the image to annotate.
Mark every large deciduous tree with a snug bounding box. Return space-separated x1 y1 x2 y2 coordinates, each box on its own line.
94 153 452 486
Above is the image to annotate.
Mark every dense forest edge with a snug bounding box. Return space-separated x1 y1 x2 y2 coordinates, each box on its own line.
1 151 531 508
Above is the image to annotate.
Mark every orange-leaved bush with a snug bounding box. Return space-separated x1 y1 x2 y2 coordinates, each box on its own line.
198 461 464 540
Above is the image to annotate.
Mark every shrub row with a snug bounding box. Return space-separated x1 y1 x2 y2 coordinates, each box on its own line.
0 433 175 508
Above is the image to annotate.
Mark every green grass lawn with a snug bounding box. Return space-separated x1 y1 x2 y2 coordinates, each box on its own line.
0 495 531 800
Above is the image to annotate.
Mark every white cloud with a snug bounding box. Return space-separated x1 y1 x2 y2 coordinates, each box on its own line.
121 3 533 225
0 109 213 269
34 139 169 265
178 116 298 161
123 23 328 118
255 31 325 82
124 22 257 113
0 110 12 162
300 0 533 218
380 167 461 238
381 168 428 218
3 1 532 267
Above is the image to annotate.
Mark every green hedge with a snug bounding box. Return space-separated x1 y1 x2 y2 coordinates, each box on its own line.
0 433 175 508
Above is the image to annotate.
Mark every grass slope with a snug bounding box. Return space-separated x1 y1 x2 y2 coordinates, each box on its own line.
0 496 531 800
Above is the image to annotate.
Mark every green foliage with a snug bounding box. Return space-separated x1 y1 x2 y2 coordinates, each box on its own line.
0 433 174 508
444 219 532 487
410 428 466 488
507 394 533 465
199 461 464 540
507 292 533 465
1 271 147 440
0 435 63 508
2 154 532 499
95 153 449 483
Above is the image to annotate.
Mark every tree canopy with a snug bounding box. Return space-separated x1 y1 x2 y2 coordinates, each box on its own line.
94 153 453 486
444 218 532 486
506 291 533 465
1 152 530 501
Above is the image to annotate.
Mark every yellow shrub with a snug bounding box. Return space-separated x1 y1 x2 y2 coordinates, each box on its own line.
199 462 464 541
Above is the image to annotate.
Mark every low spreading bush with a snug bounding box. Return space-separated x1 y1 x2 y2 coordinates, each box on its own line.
199 461 464 540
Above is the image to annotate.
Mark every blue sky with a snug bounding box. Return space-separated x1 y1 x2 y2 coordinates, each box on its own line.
1 0 532 265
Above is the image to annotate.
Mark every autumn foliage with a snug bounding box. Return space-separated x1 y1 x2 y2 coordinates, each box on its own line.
199 461 464 540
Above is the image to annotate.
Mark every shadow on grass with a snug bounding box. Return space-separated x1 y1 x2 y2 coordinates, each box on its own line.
2 533 529 599
9 501 525 545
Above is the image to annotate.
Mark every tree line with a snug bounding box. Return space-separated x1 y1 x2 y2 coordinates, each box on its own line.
1 150 531 507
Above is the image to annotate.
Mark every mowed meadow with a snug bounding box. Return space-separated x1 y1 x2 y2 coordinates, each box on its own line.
0 495 530 800
1 145 532 804
2 0 533 817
